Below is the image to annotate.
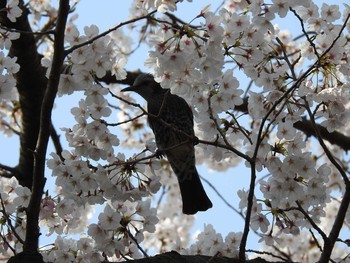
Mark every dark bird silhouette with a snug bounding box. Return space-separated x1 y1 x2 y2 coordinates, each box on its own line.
121 73 212 214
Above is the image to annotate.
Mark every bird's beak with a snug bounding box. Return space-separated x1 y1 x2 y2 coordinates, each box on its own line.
120 86 135 92
121 85 139 92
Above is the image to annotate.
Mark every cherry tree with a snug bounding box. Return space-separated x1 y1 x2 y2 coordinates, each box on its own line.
0 0 349 262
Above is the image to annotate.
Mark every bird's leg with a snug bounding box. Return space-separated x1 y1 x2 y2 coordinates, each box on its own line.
192 135 199 146
155 149 165 159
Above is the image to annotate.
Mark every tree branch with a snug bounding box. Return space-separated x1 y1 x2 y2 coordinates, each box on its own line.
64 11 156 56
0 163 16 178
304 101 350 263
200 175 245 218
0 0 48 189
290 8 319 60
50 122 63 159
295 201 328 242
22 0 69 257
240 161 256 261
293 118 350 151
0 195 24 244
118 251 284 263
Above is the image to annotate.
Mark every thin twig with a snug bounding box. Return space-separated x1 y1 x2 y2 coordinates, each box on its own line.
303 101 348 184
0 194 25 244
200 175 244 218
304 100 350 263
271 244 293 262
309 229 323 253
156 185 167 209
295 201 328 242
106 112 146 127
319 13 350 61
290 8 319 60
226 111 252 145
110 91 148 114
127 230 149 258
0 24 54 35
246 249 289 262
276 37 297 80
238 13 340 256
0 122 20 136
50 122 63 160
207 93 232 148
0 231 15 254
65 11 157 55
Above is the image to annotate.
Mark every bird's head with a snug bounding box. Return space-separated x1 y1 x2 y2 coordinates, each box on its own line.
121 73 164 101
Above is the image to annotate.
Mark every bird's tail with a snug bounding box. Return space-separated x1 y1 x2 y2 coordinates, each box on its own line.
177 168 213 215
165 144 212 214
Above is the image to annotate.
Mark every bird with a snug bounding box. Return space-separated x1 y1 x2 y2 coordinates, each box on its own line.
121 73 212 214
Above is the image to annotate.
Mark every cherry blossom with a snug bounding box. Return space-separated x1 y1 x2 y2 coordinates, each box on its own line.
5 0 22 22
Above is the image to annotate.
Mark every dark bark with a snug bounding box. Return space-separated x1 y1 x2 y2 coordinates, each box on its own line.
1 0 69 261
4 251 296 263
0 0 48 189
21 0 69 256
293 117 350 151
109 251 291 263
7 251 44 263
99 70 142 86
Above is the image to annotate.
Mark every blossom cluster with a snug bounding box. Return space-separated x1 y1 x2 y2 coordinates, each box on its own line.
130 0 193 14
258 199 350 262
0 177 30 255
181 224 242 258
43 199 158 262
0 30 20 135
142 167 195 252
5 0 22 23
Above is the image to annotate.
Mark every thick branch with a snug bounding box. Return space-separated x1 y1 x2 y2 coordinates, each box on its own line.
293 118 350 151
240 162 256 261
0 0 48 188
22 0 69 257
117 251 284 263
320 186 350 263
98 70 142 86
0 163 17 178
304 101 350 263
50 122 63 159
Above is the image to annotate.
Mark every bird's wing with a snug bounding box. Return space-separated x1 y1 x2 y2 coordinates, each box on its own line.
148 93 194 151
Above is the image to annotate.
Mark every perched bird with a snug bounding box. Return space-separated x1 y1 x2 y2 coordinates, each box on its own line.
121 73 212 214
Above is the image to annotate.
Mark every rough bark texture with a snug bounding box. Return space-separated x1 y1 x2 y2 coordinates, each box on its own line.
0 0 47 189
109 251 291 263
7 251 44 263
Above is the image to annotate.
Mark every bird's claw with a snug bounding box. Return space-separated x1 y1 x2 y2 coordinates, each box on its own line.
155 149 165 159
193 136 199 145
